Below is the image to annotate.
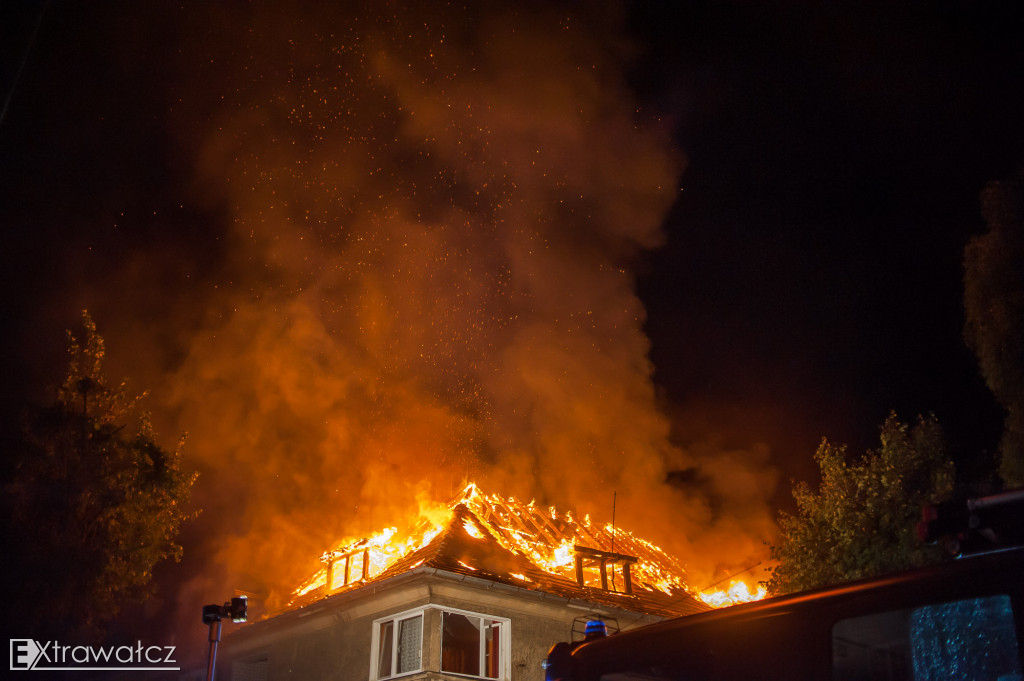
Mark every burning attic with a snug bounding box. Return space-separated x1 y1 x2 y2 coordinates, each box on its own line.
287 483 717 617
218 484 760 681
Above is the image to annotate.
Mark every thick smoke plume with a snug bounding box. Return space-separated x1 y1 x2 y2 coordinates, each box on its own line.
91 2 780 622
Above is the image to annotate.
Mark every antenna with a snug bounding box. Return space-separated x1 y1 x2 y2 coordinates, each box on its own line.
610 491 617 554
610 491 617 590
2 0 50 130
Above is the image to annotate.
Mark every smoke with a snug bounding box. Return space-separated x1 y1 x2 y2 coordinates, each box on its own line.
72 1 778 624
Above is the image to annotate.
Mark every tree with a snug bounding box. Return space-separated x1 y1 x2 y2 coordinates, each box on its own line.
2 311 197 642
964 171 1024 487
765 413 954 595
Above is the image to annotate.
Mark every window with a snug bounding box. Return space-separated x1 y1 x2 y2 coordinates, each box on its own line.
375 612 423 679
324 548 371 592
573 546 635 594
441 611 504 679
832 594 1023 681
371 607 509 681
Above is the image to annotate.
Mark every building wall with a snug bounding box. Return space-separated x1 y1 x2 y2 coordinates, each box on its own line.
220 569 663 681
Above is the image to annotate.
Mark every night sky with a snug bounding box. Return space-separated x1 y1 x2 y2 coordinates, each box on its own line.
2 0 1023 660
631 1 1023 482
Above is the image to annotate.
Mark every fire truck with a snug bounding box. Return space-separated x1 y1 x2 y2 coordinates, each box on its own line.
545 491 1024 681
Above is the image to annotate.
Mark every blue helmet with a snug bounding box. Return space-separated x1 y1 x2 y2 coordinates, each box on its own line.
584 619 607 637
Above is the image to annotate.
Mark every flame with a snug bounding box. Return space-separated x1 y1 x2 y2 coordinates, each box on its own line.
550 539 576 568
463 519 484 539
289 483 764 610
698 580 767 608
290 520 446 601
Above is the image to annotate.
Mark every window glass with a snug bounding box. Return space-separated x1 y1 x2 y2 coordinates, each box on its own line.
378 620 394 679
832 594 1022 681
440 611 505 679
484 620 501 679
443 612 482 676
376 614 422 679
397 615 422 674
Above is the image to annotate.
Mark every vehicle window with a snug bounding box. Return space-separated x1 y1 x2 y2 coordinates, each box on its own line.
832 594 1022 681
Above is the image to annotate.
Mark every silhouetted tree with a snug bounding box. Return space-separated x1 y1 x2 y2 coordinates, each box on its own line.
765 413 953 595
2 312 197 642
964 172 1024 487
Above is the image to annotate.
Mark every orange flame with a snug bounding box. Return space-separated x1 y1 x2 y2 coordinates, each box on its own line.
290 483 766 610
698 579 767 608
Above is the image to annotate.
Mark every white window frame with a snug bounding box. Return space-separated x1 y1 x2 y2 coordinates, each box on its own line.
437 606 512 681
370 607 425 681
369 605 512 681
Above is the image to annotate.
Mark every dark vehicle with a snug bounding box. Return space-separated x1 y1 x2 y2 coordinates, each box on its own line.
546 492 1024 681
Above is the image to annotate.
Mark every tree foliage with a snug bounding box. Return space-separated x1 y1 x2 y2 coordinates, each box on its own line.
765 413 954 596
2 312 197 642
964 172 1024 487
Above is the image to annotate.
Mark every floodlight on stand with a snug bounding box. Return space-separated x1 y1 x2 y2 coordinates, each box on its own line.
202 604 222 625
202 595 249 681
229 595 248 623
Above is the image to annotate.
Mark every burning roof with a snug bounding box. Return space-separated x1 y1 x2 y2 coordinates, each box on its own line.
287 484 714 618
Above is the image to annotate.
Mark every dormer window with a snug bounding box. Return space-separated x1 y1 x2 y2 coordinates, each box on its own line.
573 546 637 595
323 547 370 593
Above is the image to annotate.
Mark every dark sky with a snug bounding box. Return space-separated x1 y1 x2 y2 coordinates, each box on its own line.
2 0 1023 659
630 1 1023 483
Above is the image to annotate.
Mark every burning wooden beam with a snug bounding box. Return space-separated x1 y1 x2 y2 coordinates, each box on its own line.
288 483 763 612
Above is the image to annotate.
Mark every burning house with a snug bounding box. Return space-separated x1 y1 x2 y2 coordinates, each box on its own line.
218 484 710 681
